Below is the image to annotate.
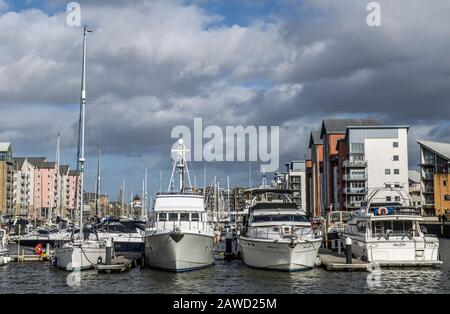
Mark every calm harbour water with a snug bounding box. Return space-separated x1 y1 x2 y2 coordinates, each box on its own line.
1 238 449 294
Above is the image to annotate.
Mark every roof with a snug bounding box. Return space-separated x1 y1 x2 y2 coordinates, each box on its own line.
14 157 26 169
320 118 379 138
68 170 80 176
308 130 322 148
417 140 450 161
0 142 11 152
408 170 421 183
305 148 312 160
35 162 56 169
59 165 70 174
24 157 47 167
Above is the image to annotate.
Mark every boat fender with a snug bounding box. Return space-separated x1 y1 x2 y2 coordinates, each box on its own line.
315 256 322 267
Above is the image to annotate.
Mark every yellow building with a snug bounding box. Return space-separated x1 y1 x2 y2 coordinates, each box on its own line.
0 143 14 215
434 173 450 216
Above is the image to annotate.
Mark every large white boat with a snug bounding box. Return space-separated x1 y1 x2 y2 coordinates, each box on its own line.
144 139 214 272
239 186 322 271
340 188 442 266
0 229 10 266
53 26 107 272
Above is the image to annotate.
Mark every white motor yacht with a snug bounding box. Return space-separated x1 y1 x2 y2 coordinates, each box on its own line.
239 187 322 271
144 139 214 272
340 188 442 266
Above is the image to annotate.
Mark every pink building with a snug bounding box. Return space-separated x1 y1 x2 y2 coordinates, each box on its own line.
33 161 58 220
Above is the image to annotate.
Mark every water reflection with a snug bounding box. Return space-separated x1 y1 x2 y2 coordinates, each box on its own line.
1 239 449 294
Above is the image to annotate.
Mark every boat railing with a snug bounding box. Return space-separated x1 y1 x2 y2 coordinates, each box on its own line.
150 220 213 232
242 226 314 240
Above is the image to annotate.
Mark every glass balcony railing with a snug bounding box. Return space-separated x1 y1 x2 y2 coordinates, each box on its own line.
344 174 367 181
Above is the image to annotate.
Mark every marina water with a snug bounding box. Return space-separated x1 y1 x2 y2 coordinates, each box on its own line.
1 238 449 294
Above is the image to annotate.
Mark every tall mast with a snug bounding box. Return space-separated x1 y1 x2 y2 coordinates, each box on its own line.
55 132 60 218
121 177 125 217
78 25 91 239
144 167 148 217
95 145 101 217
141 175 145 219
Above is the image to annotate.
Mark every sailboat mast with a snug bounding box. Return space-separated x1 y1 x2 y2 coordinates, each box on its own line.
79 25 91 239
95 146 100 217
144 167 148 217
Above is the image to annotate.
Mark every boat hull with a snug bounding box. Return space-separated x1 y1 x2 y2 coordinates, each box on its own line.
54 244 106 271
239 237 322 271
340 234 441 266
0 248 9 266
144 232 214 272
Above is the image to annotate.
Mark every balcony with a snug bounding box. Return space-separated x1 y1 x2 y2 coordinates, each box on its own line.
344 187 367 194
343 174 367 181
343 160 367 167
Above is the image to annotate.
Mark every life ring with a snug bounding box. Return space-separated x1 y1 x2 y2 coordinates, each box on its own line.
378 207 388 215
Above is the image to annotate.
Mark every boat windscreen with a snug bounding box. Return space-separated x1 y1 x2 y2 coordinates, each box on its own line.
252 214 309 223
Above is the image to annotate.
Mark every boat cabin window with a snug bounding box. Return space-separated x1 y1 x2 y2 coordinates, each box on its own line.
169 213 178 221
252 214 309 223
158 213 167 221
180 213 190 221
191 213 200 221
372 220 414 236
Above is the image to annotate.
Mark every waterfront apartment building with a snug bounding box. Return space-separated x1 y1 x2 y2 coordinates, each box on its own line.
0 143 14 215
285 161 306 210
337 125 410 210
417 140 450 216
306 119 410 214
67 170 81 220
408 170 422 210
13 158 35 216
319 118 379 212
306 131 324 217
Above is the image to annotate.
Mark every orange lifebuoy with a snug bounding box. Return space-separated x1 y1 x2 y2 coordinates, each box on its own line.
378 207 388 215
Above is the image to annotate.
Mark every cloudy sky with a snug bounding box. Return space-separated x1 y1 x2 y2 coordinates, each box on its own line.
0 0 449 201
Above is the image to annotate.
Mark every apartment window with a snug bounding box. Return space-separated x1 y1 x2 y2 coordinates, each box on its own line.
385 169 391 175
393 142 399 148
393 155 399 161
394 169 400 175
395 196 400 202
444 180 447 187
385 184 391 188
386 196 392 202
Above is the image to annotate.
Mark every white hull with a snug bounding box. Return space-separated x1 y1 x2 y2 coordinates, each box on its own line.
340 234 441 266
0 249 9 266
54 242 106 271
239 237 322 271
145 231 214 272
